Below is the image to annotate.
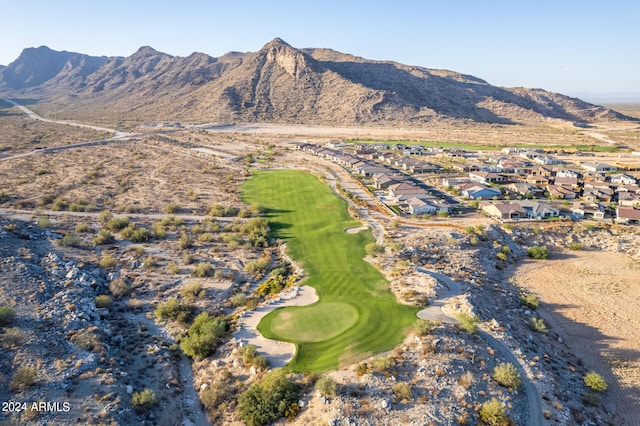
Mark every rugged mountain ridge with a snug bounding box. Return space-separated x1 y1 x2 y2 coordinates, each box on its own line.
0 38 633 125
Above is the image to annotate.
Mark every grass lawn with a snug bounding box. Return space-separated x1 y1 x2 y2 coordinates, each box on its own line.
241 170 418 372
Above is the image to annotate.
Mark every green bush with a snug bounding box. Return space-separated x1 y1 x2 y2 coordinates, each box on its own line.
192 263 214 278
231 293 247 307
496 252 508 262
120 223 150 242
479 398 510 426
167 261 180 274
244 256 271 274
75 222 91 233
131 388 157 413
57 233 78 247
154 299 192 325
584 371 607 392
569 241 584 250
240 218 270 247
37 216 52 228
527 245 549 259
99 255 118 270
9 366 37 391
166 202 180 214
315 375 337 397
520 293 539 310
237 370 299 426
392 382 412 401
529 317 548 333
95 295 113 309
493 363 522 389
179 230 193 249
180 282 205 302
106 216 130 231
179 312 228 359
415 319 436 336
0 306 16 326
455 312 479 334
1 327 24 349
365 242 385 256
93 229 115 245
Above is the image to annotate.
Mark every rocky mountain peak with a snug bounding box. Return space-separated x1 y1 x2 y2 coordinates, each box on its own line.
260 37 314 78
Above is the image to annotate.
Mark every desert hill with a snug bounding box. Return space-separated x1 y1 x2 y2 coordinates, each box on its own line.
0 38 634 125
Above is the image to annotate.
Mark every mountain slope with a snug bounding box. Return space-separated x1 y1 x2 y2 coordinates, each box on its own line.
0 38 634 125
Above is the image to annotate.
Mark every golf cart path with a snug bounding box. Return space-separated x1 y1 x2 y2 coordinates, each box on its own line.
416 269 543 426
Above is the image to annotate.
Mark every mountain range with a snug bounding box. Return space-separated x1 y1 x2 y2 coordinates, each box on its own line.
0 38 634 126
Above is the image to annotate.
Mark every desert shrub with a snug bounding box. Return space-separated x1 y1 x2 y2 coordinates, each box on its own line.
392 382 412 401
253 354 269 369
231 293 247 307
68 198 90 212
479 398 510 426
93 229 115 245
0 306 16 326
469 236 479 246
569 241 584 250
154 299 192 324
250 203 264 216
99 255 118 270
182 252 194 265
180 282 205 301
373 356 394 372
197 232 216 242
200 383 229 411
458 371 475 388
36 216 52 228
75 222 91 233
455 312 479 334
142 255 157 269
240 344 257 365
179 230 193 249
584 371 607 392
106 216 130 231
95 295 113 309
415 319 436 336
244 256 271 275
527 245 549 259
493 363 522 389
237 370 299 426
166 202 180 214
167 261 180 274
519 293 539 310
1 327 24 349
120 223 150 242
496 252 508 262
132 388 157 413
365 242 385 256
315 375 337 397
240 218 270 247
109 278 130 299
529 317 548 333
52 197 66 211
9 366 37 391
56 233 78 247
151 221 167 239
192 262 213 278
69 327 102 352
179 312 229 359
98 209 113 223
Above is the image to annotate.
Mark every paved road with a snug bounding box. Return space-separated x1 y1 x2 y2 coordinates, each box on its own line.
416 269 543 426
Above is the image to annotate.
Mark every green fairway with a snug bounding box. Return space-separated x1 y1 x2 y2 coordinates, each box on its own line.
241 170 418 372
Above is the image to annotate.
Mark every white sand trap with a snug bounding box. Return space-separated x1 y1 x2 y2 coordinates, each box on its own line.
235 286 319 368
345 226 368 234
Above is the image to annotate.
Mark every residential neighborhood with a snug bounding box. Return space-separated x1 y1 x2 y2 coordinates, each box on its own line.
295 141 640 223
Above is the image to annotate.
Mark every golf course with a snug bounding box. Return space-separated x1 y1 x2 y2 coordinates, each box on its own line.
241 170 418 372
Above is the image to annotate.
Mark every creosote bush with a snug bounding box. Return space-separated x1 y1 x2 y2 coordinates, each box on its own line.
479 398 510 426
365 242 385 256
392 382 412 401
455 312 479 334
519 293 539 310
584 371 607 392
154 299 192 325
527 245 549 259
131 388 157 413
237 370 299 426
179 312 228 359
315 375 337 397
0 306 17 326
9 366 37 391
415 319 436 336
95 295 113 309
493 363 522 389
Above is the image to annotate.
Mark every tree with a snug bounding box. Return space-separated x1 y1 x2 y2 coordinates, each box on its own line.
237 370 299 426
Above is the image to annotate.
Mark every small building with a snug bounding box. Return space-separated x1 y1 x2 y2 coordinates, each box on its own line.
581 162 618 173
460 184 502 199
482 202 527 220
518 200 560 219
616 206 640 224
469 171 506 184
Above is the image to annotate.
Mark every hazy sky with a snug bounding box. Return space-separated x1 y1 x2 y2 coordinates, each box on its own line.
1 0 638 97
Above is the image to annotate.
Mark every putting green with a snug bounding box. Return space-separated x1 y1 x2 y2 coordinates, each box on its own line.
241 170 418 372
269 302 358 342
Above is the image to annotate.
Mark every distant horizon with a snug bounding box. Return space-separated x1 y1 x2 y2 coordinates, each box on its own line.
1 1 638 96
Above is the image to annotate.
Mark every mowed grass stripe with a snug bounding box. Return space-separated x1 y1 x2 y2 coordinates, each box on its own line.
241 170 418 372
